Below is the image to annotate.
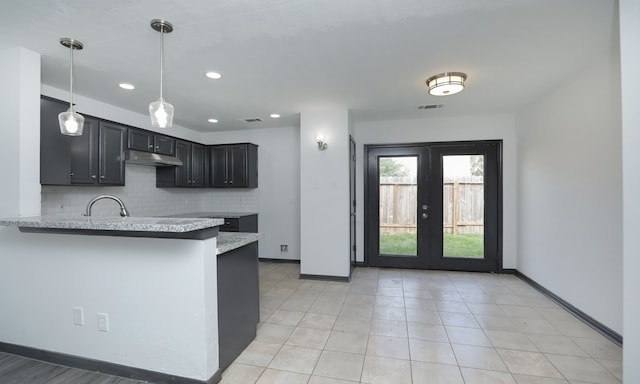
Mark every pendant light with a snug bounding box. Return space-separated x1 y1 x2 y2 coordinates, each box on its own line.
148 19 174 129
58 38 84 136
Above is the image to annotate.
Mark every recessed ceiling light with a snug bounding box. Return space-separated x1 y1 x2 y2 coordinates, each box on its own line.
205 72 222 79
208 118 218 123
270 114 280 118
118 83 135 90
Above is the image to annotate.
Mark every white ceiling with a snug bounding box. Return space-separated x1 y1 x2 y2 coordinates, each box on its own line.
1 0 616 132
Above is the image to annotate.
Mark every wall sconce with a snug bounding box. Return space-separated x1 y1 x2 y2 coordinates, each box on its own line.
316 134 328 151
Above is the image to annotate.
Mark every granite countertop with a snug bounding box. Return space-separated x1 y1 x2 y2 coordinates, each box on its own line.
0 216 224 233
217 232 263 255
167 212 258 219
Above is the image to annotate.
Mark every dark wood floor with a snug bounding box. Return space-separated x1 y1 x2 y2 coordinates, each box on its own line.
0 352 148 384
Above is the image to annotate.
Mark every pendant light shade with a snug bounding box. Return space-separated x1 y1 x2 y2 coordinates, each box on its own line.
426 72 467 96
149 19 174 129
58 38 84 136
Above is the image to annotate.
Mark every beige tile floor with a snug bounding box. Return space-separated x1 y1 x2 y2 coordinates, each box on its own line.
220 262 623 384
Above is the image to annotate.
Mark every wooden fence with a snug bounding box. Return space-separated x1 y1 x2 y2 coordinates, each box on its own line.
379 176 484 235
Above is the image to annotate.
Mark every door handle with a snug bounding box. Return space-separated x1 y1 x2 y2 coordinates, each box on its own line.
421 204 430 219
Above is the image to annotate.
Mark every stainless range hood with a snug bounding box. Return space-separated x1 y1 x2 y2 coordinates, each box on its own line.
125 150 183 166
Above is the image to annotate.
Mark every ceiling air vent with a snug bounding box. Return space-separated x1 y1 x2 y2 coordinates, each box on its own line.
241 117 263 123
417 104 444 110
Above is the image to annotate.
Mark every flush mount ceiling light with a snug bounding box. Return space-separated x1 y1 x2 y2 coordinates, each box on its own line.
426 72 467 96
270 114 280 118
208 118 218 123
149 19 174 129
58 38 84 136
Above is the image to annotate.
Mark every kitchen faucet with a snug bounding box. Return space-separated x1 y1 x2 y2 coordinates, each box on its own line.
84 195 130 217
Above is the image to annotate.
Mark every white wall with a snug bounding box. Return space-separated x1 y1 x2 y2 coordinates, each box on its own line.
516 54 622 333
300 110 351 278
353 114 518 268
201 126 301 261
0 47 41 217
0 229 219 380
620 0 640 381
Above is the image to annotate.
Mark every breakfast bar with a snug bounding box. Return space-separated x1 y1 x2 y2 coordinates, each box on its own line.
0 216 262 384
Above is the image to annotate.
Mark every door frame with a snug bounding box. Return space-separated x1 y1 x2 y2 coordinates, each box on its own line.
349 135 357 276
364 140 503 272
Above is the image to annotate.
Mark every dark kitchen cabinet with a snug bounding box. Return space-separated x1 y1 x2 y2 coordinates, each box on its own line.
217 241 259 371
40 97 72 185
40 97 126 186
156 140 206 187
218 214 258 233
70 121 126 185
210 143 258 188
128 128 175 156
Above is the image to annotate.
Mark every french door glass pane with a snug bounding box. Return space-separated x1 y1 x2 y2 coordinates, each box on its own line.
379 156 417 256
442 155 484 259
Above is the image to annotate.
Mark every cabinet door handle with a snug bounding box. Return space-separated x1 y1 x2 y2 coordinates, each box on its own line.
149 144 154 149
155 145 160 150
91 175 97 179
100 175 105 179
70 173 74 177
229 180 233 184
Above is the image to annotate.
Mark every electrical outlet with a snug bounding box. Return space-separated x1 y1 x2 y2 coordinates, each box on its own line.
73 307 84 326
280 244 288 252
97 313 109 332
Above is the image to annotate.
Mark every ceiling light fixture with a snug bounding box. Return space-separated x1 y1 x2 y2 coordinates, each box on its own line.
208 118 218 123
149 19 174 129
426 72 467 96
119 83 135 90
58 38 84 136
205 72 222 79
270 114 280 118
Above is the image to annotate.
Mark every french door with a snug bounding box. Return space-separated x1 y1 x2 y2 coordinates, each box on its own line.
365 141 501 272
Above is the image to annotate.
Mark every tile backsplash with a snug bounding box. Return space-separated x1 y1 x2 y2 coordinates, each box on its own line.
41 164 259 217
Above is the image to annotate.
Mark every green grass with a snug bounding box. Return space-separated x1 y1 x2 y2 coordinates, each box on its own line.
379 232 483 258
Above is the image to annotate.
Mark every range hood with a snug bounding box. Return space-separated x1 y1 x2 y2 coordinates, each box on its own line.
125 150 183 166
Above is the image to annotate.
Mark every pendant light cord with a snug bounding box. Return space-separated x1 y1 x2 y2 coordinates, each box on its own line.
69 45 74 109
159 27 164 100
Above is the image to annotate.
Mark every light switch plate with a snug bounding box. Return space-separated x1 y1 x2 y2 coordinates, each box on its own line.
73 307 84 326
97 312 109 332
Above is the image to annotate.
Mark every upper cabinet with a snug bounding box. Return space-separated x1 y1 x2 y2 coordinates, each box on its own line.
41 97 257 189
156 140 207 188
40 97 126 186
40 97 72 185
70 121 126 185
128 128 175 156
210 144 258 188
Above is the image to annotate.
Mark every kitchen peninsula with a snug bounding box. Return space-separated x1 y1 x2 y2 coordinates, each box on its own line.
0 215 262 384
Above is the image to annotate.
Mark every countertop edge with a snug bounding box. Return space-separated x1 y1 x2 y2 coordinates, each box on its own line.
0 216 225 233
217 232 263 255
